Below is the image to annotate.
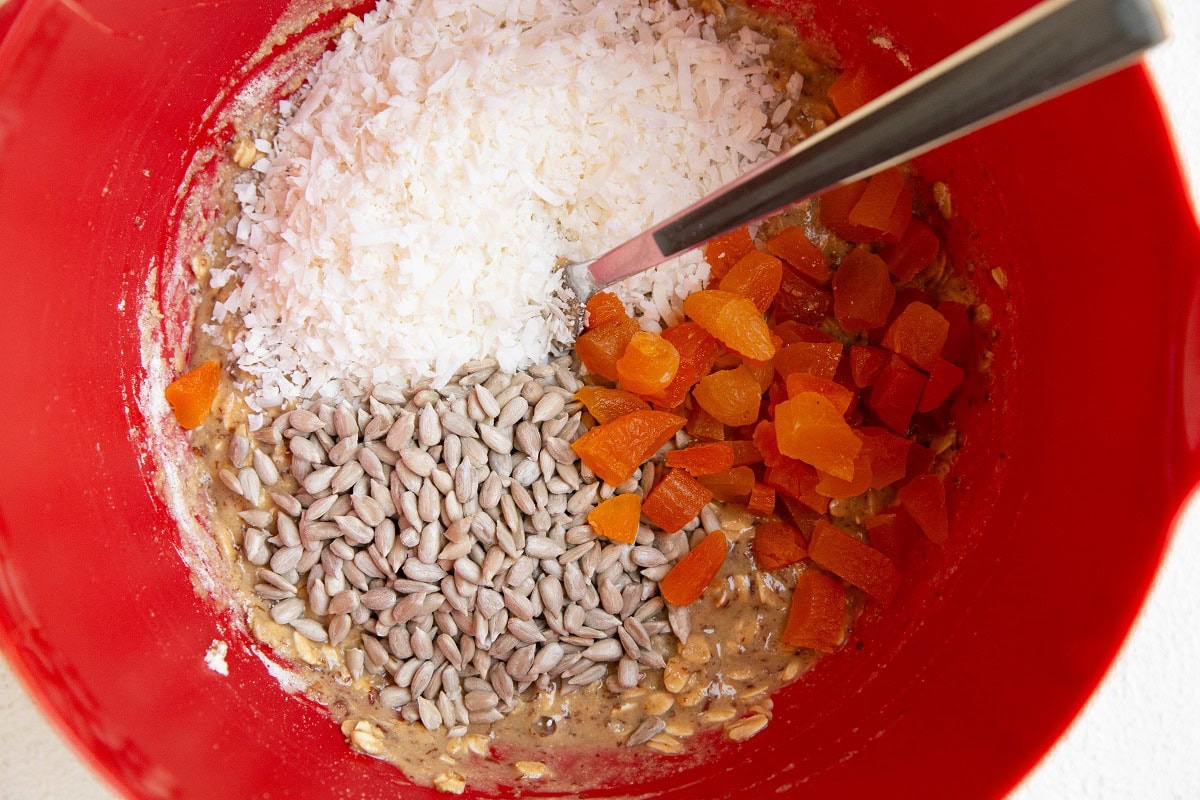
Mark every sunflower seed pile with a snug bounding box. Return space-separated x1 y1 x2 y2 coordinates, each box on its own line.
217 355 698 737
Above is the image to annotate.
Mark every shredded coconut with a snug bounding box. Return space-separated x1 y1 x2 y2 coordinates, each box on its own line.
216 0 796 409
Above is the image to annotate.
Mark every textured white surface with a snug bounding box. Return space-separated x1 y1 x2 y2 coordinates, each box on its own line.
0 2 1197 798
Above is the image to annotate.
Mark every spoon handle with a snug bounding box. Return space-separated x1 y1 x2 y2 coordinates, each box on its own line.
583 0 1165 290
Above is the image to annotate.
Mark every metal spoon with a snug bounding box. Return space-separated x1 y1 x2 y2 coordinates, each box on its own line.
563 0 1165 309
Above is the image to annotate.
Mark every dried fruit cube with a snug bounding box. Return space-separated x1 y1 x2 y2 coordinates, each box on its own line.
918 358 965 412
849 345 890 388
692 365 763 427
867 355 927 434
785 373 854 414
814 450 873 499
576 316 639 382
616 331 680 396
704 227 755 279
665 442 736 476
847 168 912 243
586 291 628 328
647 323 720 408
765 460 828 514
572 411 686 486
588 494 642 544
574 386 650 424
781 569 846 651
746 483 776 516
896 474 949 544
686 406 726 441
774 392 863 481
857 426 912 489
764 226 830 283
833 247 895 333
773 266 833 326
774 341 843 380
882 301 950 371
164 360 220 429
696 466 755 503
660 530 728 606
719 250 783 312
643 469 713 534
752 521 807 570
683 290 775 361
881 218 940 282
809 520 901 602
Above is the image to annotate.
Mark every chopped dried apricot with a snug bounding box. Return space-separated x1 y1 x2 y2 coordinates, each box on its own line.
918 358 965 412
828 63 882 117
781 569 846 651
704 227 755 279
764 226 830 283
728 440 763 466
587 494 641 544
660 530 728 606
847 168 912 243
686 406 726 441
867 355 927 434
753 421 785 468
896 474 949 544
665 442 736 476
814 450 872 499
857 426 912 489
809 520 901 602
774 265 833 326
683 290 775 361
574 386 650 424
833 247 895 333
164 360 220 430
719 250 783 311
585 292 628 328
643 469 713 534
849 345 890 388
616 331 680 396
766 460 829 514
572 411 686 486
865 510 920 565
774 341 842 380
775 393 863 481
752 520 807 570
882 302 950 371
692 365 763 427
576 316 639 382
647 323 720 408
697 466 755 503
881 218 940 282
746 483 776 516
785 373 854 414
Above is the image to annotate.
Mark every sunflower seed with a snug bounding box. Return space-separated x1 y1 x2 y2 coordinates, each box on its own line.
580 639 622 662
440 410 477 439
417 696 442 731
507 618 545 644
386 412 416 451
479 423 513 454
568 663 608 686
531 393 564 424
454 462 475 504
290 617 328 643
626 716 666 747
334 515 374 545
289 409 325 434
399 448 437 478
497 397 528 428
667 604 691 644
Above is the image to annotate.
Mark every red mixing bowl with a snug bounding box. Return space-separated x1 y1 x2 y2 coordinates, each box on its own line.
1 0 1198 797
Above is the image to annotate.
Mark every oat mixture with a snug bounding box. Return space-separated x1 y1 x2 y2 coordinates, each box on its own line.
161 0 980 794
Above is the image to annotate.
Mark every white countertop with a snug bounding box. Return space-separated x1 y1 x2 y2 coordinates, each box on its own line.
2 2 1198 797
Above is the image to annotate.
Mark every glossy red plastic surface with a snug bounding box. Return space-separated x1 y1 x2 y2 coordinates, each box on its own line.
0 1 1198 798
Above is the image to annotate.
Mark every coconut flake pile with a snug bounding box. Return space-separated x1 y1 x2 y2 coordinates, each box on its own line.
213 0 798 410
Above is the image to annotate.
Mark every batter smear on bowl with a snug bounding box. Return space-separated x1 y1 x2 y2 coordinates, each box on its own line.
159 0 988 793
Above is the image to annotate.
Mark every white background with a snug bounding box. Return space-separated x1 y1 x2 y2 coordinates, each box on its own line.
1 1 1197 797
